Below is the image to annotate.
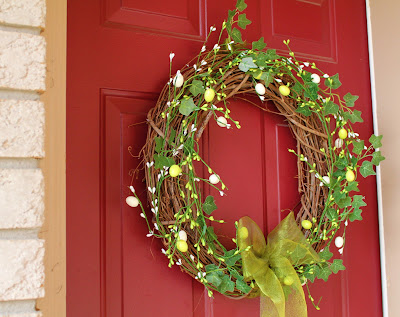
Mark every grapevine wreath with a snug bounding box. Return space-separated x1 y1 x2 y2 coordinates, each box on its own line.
125 1 384 316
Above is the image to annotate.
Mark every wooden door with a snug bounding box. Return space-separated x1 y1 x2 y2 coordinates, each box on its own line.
67 0 382 316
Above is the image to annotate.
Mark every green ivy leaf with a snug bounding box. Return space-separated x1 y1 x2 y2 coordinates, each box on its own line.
323 100 339 116
344 93 359 107
226 10 236 37
337 197 351 209
232 27 243 43
304 265 317 283
265 49 279 60
236 0 247 11
334 156 348 170
179 98 198 116
238 13 251 29
260 72 274 86
330 259 346 274
189 80 205 97
345 181 360 192
203 195 217 215
349 110 363 123
304 83 318 101
326 208 338 221
315 265 332 282
223 249 242 267
205 264 220 273
252 37 267 50
352 195 367 209
238 57 257 72
155 137 163 153
218 275 235 293
290 245 308 264
349 209 363 222
236 279 252 293
296 104 312 116
154 154 175 169
360 160 376 177
319 247 333 261
372 151 385 166
324 73 342 89
369 134 383 149
291 82 304 95
352 140 364 155
333 190 345 202
206 272 222 287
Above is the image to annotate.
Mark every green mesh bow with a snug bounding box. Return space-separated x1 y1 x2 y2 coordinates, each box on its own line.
237 212 320 317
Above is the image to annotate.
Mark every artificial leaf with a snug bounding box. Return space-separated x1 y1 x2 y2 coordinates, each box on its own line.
236 279 252 293
179 98 198 116
296 104 312 116
265 49 279 60
349 209 363 222
155 137 163 153
190 79 205 97
218 275 235 293
203 195 217 215
344 93 359 107
334 156 348 170
372 151 385 166
349 110 363 123
333 190 345 202
326 208 338 220
352 195 367 209
206 227 218 243
238 57 257 72
324 100 339 115
333 169 346 178
360 160 376 177
206 272 222 287
345 181 360 192
154 154 175 169
168 127 176 145
238 13 251 29
319 248 333 261
369 134 383 149
315 265 332 282
232 27 243 43
324 73 342 89
260 72 274 86
291 82 304 95
330 259 346 274
304 83 318 100
205 264 220 273
352 140 364 155
236 0 247 11
223 249 241 266
304 265 317 283
252 37 267 50
337 197 351 209
255 52 268 67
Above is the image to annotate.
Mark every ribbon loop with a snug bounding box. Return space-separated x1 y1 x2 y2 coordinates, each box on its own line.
237 212 320 317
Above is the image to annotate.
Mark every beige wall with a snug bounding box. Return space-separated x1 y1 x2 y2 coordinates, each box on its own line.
369 0 400 315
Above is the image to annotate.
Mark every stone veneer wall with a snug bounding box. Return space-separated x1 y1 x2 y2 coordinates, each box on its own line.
0 1 46 316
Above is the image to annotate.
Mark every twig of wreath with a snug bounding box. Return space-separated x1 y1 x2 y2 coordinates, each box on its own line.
125 3 384 315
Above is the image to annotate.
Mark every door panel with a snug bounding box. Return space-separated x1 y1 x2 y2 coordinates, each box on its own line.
67 0 382 316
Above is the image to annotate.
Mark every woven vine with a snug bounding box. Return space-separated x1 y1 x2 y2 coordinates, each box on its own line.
126 1 384 309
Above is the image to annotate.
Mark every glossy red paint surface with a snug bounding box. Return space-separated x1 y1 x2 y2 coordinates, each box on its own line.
67 0 382 316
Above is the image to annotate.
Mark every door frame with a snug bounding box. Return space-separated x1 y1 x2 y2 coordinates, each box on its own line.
46 0 392 315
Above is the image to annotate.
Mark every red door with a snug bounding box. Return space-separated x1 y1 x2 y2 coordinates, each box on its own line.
67 0 382 316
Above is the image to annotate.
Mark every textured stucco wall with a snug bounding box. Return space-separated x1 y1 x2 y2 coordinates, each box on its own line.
0 0 46 316
369 0 400 315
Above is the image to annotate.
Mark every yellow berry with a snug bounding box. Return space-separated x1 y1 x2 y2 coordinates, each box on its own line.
283 276 294 286
338 128 348 139
204 88 216 103
169 165 181 177
176 240 188 252
238 227 249 240
279 85 290 96
301 220 312 230
346 170 356 182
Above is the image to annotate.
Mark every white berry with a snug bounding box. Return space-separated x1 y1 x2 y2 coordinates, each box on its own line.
209 174 220 184
216 116 228 127
335 138 344 148
126 196 139 207
311 73 321 84
255 83 266 95
335 236 344 248
173 71 184 87
322 176 330 185
178 230 188 241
